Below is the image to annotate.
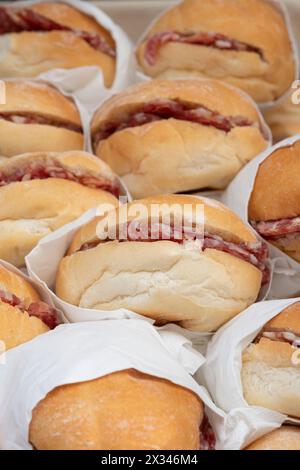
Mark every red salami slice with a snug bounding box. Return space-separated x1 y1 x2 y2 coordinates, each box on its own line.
93 99 254 146
0 160 120 198
0 6 116 58
144 31 263 66
0 289 59 329
0 112 82 133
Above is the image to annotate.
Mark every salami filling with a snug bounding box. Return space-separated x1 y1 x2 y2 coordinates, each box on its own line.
200 415 216 451
0 159 121 198
0 6 116 58
253 217 300 239
92 99 254 146
0 289 60 329
144 31 264 66
0 112 83 133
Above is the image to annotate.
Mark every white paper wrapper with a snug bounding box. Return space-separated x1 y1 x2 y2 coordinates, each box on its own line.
3 0 133 105
200 298 300 450
25 207 148 324
0 259 65 323
134 0 299 109
222 134 300 299
0 319 224 450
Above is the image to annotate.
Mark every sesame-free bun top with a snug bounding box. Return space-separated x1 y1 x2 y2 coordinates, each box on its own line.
264 302 300 333
248 139 300 221
68 194 258 254
91 79 264 134
136 0 295 103
0 80 81 126
245 426 300 450
29 369 204 450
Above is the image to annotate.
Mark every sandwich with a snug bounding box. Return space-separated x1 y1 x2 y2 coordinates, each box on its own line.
29 369 204 450
0 150 120 267
249 139 300 263
0 2 116 87
242 302 300 418
0 264 59 350
136 0 296 104
56 194 269 332
245 426 300 450
0 80 83 158
91 79 270 199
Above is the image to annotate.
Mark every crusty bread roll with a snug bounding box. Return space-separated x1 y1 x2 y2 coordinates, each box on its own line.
0 80 84 158
91 79 269 198
56 195 266 332
0 151 120 267
245 426 300 450
0 2 115 87
263 92 300 143
29 369 203 450
0 264 53 350
248 139 300 263
242 302 300 418
136 0 296 104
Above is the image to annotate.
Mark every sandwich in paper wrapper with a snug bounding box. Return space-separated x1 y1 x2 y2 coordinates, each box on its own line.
0 0 133 102
222 134 300 299
200 298 300 450
0 319 224 450
134 0 299 109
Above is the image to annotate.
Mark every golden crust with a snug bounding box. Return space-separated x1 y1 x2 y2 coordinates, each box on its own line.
248 140 300 221
136 0 295 103
29 369 203 450
245 426 300 450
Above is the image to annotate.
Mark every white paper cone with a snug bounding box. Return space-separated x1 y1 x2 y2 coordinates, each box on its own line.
222 134 300 299
201 298 300 449
0 319 223 450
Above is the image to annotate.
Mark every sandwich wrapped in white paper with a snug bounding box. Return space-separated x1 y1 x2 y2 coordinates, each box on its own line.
0 319 223 450
222 134 300 299
134 0 299 109
201 298 300 450
2 0 133 102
